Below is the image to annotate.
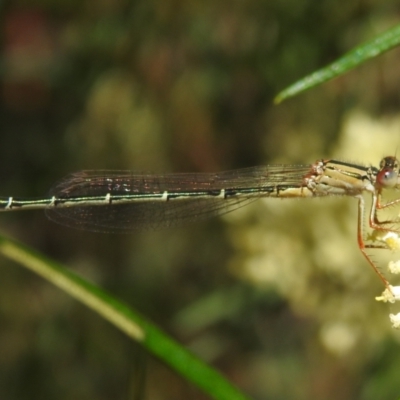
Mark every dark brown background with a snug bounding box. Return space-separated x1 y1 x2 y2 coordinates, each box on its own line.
1 1 400 399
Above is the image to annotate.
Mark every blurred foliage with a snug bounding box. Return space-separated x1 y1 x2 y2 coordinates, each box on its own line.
2 1 400 400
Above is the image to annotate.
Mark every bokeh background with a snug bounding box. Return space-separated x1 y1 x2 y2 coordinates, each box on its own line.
2 1 400 399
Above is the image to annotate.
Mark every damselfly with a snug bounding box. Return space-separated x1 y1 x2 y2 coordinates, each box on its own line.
1 156 400 289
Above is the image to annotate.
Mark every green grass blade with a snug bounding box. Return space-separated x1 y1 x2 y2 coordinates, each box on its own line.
0 233 251 400
275 23 400 104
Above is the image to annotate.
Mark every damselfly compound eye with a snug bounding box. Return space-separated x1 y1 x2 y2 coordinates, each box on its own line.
376 156 399 188
377 169 399 188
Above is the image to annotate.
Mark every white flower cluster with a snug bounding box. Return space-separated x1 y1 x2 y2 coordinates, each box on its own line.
372 230 400 328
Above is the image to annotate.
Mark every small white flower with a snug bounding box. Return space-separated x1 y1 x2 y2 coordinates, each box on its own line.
375 286 400 303
389 313 400 329
388 260 400 274
370 230 400 250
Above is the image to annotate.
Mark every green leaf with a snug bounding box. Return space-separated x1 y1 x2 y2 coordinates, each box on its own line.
275 23 400 103
0 234 251 400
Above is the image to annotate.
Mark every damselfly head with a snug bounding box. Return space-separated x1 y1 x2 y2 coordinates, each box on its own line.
376 156 400 188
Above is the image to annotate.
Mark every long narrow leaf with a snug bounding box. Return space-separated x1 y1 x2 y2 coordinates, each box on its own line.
0 234 251 400
275 23 400 103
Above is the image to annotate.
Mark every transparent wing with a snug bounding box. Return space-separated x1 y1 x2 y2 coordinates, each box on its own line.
45 165 312 233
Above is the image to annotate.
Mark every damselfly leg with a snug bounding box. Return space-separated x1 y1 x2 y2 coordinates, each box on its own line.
360 157 400 291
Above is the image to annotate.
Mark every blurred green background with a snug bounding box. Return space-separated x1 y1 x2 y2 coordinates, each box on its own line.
2 1 400 399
